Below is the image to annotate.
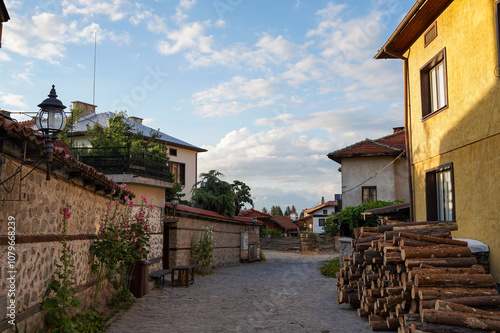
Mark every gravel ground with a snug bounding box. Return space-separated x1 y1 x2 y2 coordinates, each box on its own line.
106 250 380 333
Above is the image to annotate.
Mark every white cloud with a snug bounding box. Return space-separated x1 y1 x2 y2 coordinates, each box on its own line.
61 0 127 22
157 22 213 55
0 94 30 110
2 13 128 63
129 7 168 35
0 51 11 61
192 76 282 117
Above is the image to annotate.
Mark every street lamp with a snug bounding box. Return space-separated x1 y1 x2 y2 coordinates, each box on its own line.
35 85 67 180
171 194 180 217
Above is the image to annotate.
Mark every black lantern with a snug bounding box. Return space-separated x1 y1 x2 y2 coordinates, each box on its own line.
171 194 180 217
35 85 67 180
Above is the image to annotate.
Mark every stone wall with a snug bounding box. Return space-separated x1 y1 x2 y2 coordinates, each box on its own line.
168 216 260 269
339 237 353 267
0 155 163 333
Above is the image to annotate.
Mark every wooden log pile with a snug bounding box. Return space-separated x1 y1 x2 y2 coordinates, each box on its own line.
335 221 500 332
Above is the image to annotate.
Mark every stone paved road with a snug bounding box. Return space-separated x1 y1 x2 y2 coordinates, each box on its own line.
106 251 379 333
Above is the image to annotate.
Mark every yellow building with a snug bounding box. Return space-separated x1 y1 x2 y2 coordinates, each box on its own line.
376 0 500 281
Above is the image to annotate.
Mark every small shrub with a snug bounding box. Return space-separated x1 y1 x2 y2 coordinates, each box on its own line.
320 257 341 278
191 226 214 275
260 229 283 238
73 311 107 333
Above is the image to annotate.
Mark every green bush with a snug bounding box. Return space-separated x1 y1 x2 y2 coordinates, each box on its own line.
191 226 214 275
73 311 108 333
320 257 341 278
331 199 404 236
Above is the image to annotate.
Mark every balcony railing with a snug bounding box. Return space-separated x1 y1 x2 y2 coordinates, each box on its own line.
72 147 171 182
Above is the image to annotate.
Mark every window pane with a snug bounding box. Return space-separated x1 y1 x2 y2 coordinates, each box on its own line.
436 172 444 220
437 62 446 109
430 66 439 112
444 170 453 220
436 170 453 221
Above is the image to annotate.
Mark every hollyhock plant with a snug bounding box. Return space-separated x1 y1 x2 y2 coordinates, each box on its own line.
90 186 152 300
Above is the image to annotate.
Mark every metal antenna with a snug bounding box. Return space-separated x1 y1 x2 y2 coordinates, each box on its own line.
92 31 97 106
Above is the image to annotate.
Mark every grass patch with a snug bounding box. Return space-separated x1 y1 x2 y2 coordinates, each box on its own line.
320 257 341 278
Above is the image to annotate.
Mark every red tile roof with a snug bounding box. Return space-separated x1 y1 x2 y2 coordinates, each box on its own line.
327 130 405 164
0 115 134 198
304 200 339 215
165 203 264 225
239 208 273 219
272 215 299 230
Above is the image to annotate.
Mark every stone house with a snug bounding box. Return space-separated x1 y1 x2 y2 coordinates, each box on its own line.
327 128 409 209
375 0 500 281
64 101 206 200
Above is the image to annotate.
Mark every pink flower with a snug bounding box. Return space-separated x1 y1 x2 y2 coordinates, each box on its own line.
141 196 147 203
114 200 119 206
149 204 153 212
120 184 127 188
62 207 69 213
139 247 143 252
130 201 134 207
113 189 116 194
67 246 70 251
65 212 71 219
125 231 129 235
124 196 129 202
134 238 137 242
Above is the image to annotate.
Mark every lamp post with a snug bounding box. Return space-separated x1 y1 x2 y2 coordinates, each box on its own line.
35 85 67 181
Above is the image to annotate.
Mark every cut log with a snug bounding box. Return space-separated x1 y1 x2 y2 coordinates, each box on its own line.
399 238 441 248
393 223 458 232
348 293 360 309
384 252 403 264
358 234 383 244
357 307 370 318
399 232 468 246
420 309 500 331
414 273 496 288
386 317 400 330
405 257 478 268
386 228 451 241
401 246 471 261
435 300 500 317
378 221 457 233
410 322 486 333
369 315 390 331
364 249 383 262
417 287 499 300
408 265 486 280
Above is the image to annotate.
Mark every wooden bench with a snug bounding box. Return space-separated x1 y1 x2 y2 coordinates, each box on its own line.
148 269 172 285
171 266 194 287
146 257 171 285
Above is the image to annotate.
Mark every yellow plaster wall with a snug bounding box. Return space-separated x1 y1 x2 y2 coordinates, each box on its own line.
406 0 500 281
125 183 165 208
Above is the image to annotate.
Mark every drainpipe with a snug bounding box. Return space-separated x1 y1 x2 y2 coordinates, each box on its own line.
384 47 414 222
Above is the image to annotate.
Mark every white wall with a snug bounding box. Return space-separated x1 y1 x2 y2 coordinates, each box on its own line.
341 156 408 209
312 205 338 234
167 145 198 201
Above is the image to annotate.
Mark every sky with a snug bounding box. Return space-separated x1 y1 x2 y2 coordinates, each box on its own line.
0 0 413 213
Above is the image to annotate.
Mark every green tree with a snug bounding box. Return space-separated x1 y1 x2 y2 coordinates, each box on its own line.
191 170 236 217
86 111 168 159
231 180 254 216
291 205 297 215
261 207 269 214
284 206 291 216
271 205 283 216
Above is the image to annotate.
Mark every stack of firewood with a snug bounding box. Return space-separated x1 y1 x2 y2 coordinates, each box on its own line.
335 221 500 332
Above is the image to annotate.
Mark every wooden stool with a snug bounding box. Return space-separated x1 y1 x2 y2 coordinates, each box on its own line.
171 266 194 287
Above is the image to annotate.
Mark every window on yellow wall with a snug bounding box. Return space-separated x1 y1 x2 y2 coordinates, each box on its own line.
496 1 500 66
420 48 448 119
425 163 455 222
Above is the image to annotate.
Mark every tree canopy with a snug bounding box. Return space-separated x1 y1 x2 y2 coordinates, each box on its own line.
231 180 254 216
191 170 254 218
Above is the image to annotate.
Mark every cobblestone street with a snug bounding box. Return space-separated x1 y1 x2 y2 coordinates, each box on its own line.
107 251 377 333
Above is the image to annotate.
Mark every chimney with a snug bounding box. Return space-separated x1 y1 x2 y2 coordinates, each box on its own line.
72 101 96 118
127 116 143 124
321 196 325 205
393 126 404 133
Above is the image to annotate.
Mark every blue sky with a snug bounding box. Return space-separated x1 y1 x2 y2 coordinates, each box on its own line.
1 0 412 213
